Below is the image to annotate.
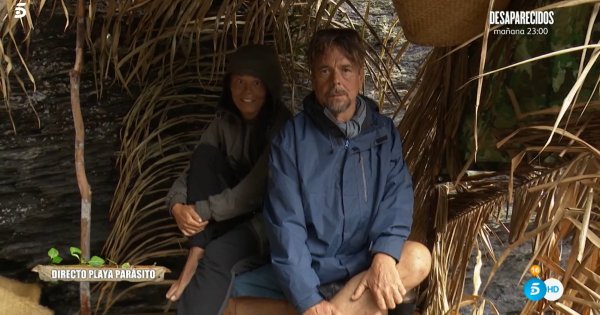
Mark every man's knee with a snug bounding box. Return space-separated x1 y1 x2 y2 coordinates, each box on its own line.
400 241 432 280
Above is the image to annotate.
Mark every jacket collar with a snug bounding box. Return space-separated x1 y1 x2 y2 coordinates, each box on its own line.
303 92 378 139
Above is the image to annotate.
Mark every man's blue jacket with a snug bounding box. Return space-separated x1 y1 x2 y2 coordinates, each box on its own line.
263 93 414 313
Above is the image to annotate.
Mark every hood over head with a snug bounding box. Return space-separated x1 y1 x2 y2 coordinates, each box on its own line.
219 44 284 119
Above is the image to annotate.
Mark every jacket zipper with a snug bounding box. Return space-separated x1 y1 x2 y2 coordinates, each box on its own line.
340 138 349 247
358 152 367 202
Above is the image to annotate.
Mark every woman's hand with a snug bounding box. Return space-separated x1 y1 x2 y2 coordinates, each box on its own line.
171 203 208 236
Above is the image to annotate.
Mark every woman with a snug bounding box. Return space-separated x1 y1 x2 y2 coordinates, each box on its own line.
164 44 290 315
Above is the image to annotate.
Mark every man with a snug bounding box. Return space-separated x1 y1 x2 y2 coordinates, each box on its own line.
263 28 431 315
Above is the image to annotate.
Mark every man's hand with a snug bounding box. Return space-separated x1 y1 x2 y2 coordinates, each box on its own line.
303 300 341 315
171 203 208 236
351 253 406 310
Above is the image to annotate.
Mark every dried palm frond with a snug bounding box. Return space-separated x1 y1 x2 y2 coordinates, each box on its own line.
425 153 599 314
399 44 490 244
93 0 408 108
0 0 48 133
398 1 525 243
399 48 449 243
476 153 599 314
439 75 600 314
470 1 600 154
426 109 600 314
408 1 599 313
485 91 599 315
94 60 213 314
0 0 72 132
426 174 509 314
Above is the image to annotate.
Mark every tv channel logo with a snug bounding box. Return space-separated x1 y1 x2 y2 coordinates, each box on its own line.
523 278 546 301
14 2 28 19
523 265 564 301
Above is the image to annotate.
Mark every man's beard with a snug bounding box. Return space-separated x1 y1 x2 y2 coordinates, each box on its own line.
325 89 351 114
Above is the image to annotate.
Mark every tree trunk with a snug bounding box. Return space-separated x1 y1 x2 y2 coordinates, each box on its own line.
0 13 131 314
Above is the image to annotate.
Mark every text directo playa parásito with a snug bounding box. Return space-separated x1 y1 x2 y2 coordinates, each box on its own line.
51 268 157 280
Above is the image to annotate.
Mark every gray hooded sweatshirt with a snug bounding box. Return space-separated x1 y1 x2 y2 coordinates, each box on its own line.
166 45 291 232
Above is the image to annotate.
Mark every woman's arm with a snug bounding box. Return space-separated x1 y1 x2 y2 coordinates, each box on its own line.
195 149 268 221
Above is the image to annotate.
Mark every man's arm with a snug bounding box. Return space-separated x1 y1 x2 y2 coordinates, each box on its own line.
352 123 414 310
263 131 323 314
369 124 414 261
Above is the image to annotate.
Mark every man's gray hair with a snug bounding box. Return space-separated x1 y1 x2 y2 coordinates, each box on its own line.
307 28 366 72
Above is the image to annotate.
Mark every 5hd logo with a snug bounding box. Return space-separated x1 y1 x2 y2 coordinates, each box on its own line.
523 264 564 301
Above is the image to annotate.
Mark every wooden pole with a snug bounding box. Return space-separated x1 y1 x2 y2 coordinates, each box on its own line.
69 0 91 314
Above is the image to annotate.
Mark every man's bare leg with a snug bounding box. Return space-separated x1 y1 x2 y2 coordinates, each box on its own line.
166 246 205 302
394 241 432 290
330 241 432 315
